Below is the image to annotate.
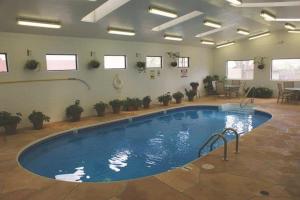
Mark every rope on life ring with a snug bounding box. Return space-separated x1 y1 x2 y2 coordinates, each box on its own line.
113 74 123 90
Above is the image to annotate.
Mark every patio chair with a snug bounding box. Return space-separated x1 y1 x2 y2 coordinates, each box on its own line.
283 81 294 89
277 83 294 104
216 81 227 98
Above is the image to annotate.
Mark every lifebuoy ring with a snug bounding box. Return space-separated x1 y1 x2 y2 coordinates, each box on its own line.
113 74 123 90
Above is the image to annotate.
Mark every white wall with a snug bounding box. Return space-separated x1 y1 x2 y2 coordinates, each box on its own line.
0 32 213 127
213 30 300 95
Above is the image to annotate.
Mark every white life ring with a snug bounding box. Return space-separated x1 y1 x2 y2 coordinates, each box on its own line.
113 74 123 90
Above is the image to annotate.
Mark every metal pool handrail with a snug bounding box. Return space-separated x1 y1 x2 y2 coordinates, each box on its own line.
210 128 239 154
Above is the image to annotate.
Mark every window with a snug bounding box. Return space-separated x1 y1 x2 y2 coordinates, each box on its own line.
46 54 77 71
0 53 8 72
146 56 162 68
226 60 254 80
104 55 126 69
272 59 300 81
178 57 189 68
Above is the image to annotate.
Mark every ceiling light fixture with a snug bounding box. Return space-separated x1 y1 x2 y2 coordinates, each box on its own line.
225 0 242 6
149 6 178 18
285 23 296 30
200 40 215 45
233 1 300 8
107 28 135 36
203 20 222 29
81 0 131 23
216 42 235 49
275 18 300 22
152 11 203 31
164 35 183 41
288 30 300 33
237 28 250 35
260 10 276 21
17 18 61 29
249 31 270 40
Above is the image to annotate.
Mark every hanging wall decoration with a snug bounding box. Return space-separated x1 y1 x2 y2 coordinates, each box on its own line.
136 53 146 73
167 52 180 68
88 51 101 69
24 49 40 71
254 56 266 70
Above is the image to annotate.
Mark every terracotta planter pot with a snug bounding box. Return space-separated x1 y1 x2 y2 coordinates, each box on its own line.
143 103 150 109
70 113 81 122
95 108 105 117
175 98 182 104
163 101 169 106
4 123 18 134
112 106 121 114
191 86 198 93
32 120 44 130
188 97 194 102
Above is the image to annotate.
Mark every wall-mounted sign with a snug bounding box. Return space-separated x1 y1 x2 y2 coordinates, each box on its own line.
181 69 188 78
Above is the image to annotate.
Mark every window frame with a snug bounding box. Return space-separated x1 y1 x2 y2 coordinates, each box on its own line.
0 53 9 73
178 57 190 68
226 59 254 80
46 54 78 71
104 55 127 69
146 56 163 68
271 58 300 81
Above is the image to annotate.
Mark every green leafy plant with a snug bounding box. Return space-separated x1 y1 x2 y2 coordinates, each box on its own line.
88 60 101 69
28 111 50 130
246 87 273 98
123 98 142 111
190 82 199 90
25 59 39 70
158 92 172 106
136 61 146 73
172 92 184 104
185 89 197 101
109 99 123 114
94 101 108 116
66 100 84 122
254 57 266 70
203 75 219 95
0 111 22 134
142 96 151 108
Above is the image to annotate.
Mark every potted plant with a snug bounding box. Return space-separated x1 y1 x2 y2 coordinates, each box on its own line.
136 61 146 73
0 111 22 134
158 92 172 106
133 98 142 110
185 89 197 102
190 82 199 93
254 57 266 70
94 101 108 116
172 92 184 104
109 99 123 114
25 59 39 70
142 96 151 108
28 111 50 130
88 60 101 69
203 75 219 95
66 100 84 122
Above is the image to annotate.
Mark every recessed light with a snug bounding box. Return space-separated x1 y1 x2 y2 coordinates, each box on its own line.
152 11 203 31
260 10 276 21
225 0 242 6
203 20 222 29
216 42 235 49
288 30 300 33
164 35 183 41
149 6 178 18
81 0 131 23
17 18 61 29
249 31 270 40
108 28 135 36
285 23 296 30
200 40 215 45
237 28 250 35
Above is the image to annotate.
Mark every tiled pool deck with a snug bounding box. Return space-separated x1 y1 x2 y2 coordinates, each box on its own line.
0 98 299 200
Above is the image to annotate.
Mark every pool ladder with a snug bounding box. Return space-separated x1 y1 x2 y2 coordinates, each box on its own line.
198 128 239 161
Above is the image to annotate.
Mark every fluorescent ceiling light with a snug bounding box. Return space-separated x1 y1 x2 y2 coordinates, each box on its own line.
164 35 183 41
200 40 215 45
17 18 61 29
249 31 270 40
195 24 235 38
260 10 276 21
237 28 250 35
149 6 178 18
225 0 242 6
275 18 300 22
152 11 203 31
216 42 235 49
285 23 296 30
81 0 131 23
288 30 300 33
108 28 135 36
234 1 300 7
203 20 222 29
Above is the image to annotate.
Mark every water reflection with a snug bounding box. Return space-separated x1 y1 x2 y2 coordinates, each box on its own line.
55 166 86 182
225 114 253 134
185 111 199 119
108 150 131 172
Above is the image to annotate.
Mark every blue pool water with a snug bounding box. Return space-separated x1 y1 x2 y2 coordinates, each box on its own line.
19 106 271 183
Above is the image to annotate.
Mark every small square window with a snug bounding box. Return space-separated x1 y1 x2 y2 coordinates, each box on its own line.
46 54 77 71
0 53 8 72
178 57 189 68
146 56 162 68
104 55 126 69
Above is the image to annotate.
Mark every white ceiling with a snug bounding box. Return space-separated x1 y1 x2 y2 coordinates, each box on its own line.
0 0 300 46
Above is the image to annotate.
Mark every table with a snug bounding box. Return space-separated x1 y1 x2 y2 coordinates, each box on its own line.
285 88 300 91
285 88 300 101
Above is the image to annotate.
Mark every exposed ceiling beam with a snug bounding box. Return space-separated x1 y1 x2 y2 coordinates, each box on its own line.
195 24 236 38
